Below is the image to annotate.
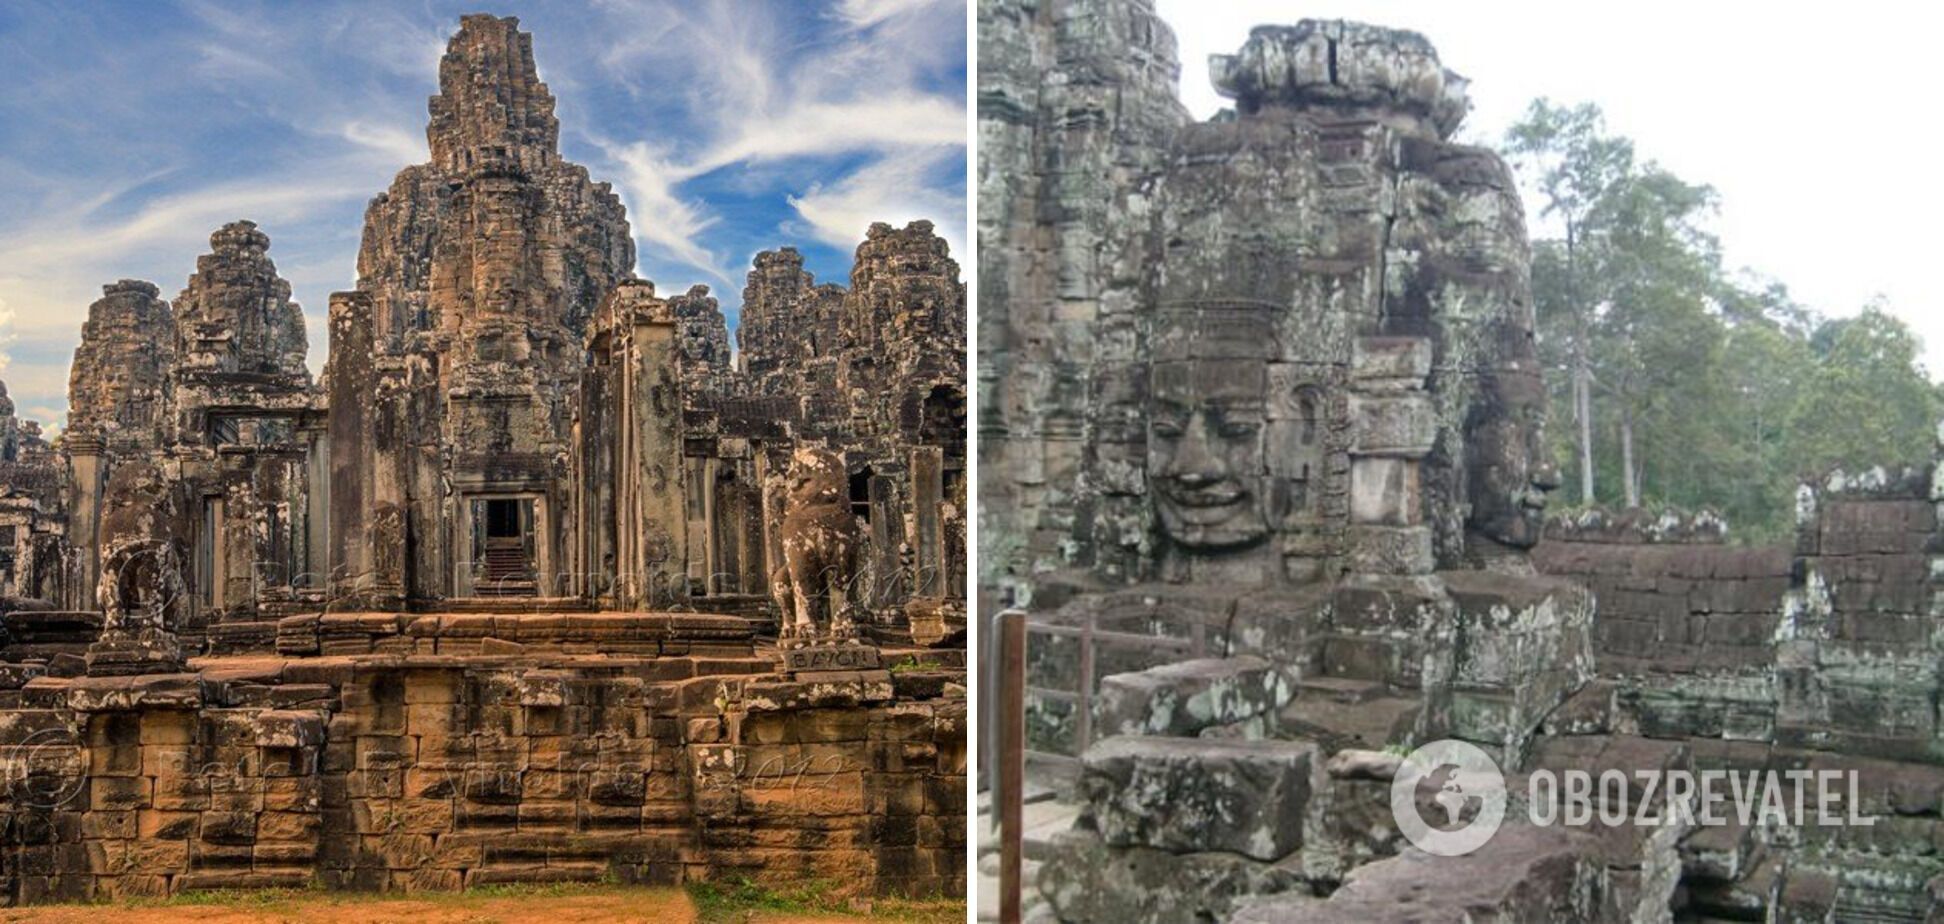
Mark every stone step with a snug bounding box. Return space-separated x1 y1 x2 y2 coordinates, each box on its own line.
1296 675 1390 704
975 857 1045 922
975 795 1081 862
1022 799 1081 861
975 778 1057 817
1277 691 1420 754
1093 656 1297 739
466 862 607 886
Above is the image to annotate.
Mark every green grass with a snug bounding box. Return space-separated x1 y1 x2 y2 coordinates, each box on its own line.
885 656 947 674
687 877 964 923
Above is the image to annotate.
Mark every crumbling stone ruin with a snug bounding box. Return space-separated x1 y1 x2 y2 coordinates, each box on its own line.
0 380 64 604
981 5 1944 921
722 225 969 624
0 13 965 905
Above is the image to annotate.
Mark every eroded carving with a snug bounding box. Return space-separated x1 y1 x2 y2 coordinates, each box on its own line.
775 447 864 640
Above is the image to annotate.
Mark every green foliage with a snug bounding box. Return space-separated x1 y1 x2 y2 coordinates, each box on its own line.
1511 100 1942 542
1788 305 1941 477
888 655 945 673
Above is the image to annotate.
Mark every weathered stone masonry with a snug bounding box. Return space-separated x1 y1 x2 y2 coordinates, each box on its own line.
983 5 1944 921
0 13 966 905
0 633 964 902
1528 484 1944 920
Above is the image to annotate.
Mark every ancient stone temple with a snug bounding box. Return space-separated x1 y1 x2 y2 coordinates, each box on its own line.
989 11 1588 746
0 13 965 905
683 223 969 627
985 8 1944 922
331 14 634 608
982 9 1601 921
0 382 64 604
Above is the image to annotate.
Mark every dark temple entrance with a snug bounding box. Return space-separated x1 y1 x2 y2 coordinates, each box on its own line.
473 497 537 596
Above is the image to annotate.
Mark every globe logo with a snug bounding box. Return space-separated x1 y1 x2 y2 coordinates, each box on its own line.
1390 739 1506 856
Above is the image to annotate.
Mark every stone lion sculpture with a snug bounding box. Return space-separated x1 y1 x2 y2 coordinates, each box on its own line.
771 447 863 639
87 458 187 674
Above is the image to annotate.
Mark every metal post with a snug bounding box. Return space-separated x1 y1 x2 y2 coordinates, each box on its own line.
999 608 1027 924
1075 610 1095 755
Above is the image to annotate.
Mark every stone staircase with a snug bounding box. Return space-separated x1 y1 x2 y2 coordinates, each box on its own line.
476 541 536 597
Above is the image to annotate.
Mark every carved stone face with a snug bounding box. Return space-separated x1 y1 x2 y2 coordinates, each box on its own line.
100 459 171 545
1466 361 1561 549
787 447 847 509
1149 359 1270 549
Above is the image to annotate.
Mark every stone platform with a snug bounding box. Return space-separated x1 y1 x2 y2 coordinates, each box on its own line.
0 613 966 904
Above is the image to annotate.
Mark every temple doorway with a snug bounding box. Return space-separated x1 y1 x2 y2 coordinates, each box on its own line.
471 496 537 596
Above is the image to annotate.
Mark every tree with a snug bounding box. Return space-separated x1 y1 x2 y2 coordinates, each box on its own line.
1787 304 1940 477
1509 98 1942 543
1584 164 1720 506
1505 100 1634 506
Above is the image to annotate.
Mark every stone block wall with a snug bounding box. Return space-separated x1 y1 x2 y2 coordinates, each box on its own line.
0 656 965 903
1529 478 1944 918
1533 513 1791 675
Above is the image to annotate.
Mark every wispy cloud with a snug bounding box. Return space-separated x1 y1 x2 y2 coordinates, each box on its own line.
598 140 729 284
0 1 967 428
832 0 957 30
339 121 427 165
580 0 966 286
788 147 966 257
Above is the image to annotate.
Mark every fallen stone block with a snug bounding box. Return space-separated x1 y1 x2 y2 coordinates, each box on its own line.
1080 735 1313 860
1228 824 1620 923
1093 656 1298 739
1037 828 1314 924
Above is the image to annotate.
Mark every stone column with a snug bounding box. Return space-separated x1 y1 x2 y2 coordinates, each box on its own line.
868 474 904 607
325 291 374 607
64 433 106 611
302 422 330 593
910 446 945 598
1345 338 1435 576
634 310 686 608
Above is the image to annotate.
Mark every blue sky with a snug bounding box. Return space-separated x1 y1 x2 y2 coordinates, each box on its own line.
0 0 968 430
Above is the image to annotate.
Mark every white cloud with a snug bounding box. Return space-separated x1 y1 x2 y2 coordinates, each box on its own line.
339 121 427 166
703 95 968 169
788 147 966 258
599 140 730 284
832 0 954 30
583 0 966 284
0 180 370 298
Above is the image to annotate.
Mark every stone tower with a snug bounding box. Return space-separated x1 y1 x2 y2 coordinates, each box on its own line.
166 222 323 625
738 248 847 388
976 0 1189 587
330 14 634 606
66 279 175 451
64 279 177 606
171 221 309 381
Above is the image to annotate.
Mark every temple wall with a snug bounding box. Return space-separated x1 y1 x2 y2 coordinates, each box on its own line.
1524 477 1944 917
0 653 965 903
1532 513 1791 675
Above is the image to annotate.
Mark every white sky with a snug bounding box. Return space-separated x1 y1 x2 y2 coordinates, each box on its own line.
1155 1 1944 375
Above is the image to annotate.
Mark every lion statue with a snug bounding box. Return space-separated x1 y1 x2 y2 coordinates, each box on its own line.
86 458 188 674
771 447 863 639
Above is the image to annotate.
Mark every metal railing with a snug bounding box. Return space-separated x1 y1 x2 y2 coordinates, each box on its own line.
1022 607 1209 762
